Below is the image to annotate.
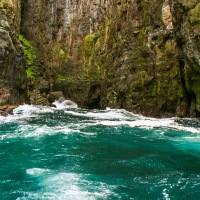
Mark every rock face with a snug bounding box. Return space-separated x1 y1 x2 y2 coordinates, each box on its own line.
0 0 27 106
170 0 200 117
1 0 200 117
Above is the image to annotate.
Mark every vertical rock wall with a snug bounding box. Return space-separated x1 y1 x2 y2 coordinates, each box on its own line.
0 0 27 106
170 0 200 117
18 0 200 117
20 0 113 106
84 0 180 117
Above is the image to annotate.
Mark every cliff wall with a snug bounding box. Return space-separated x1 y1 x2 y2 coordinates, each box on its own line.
170 0 200 117
0 0 27 107
1 0 200 117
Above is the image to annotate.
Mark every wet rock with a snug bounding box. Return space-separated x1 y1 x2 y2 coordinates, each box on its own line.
0 105 16 116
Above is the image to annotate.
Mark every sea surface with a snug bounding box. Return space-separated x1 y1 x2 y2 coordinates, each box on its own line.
0 103 200 199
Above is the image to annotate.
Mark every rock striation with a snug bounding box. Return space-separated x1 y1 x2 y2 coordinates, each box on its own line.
1 0 200 117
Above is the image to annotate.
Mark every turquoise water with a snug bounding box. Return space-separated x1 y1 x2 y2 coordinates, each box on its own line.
0 105 200 199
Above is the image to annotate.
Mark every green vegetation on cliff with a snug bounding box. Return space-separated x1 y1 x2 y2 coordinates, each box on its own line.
19 34 35 79
84 34 99 57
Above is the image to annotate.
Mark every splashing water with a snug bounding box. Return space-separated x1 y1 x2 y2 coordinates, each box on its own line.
0 105 200 199
52 97 78 109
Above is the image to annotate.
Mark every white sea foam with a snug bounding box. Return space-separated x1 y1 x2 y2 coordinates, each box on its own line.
25 125 73 138
98 116 200 133
26 168 51 176
13 104 38 115
3 104 200 134
162 188 170 200
64 109 134 120
38 172 116 199
80 131 97 136
0 112 20 123
18 172 116 199
52 99 78 109
0 115 5 121
13 104 54 116
0 123 73 140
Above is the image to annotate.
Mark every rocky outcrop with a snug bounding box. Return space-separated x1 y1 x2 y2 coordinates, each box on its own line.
83 0 181 117
170 0 200 117
0 0 27 107
1 0 200 117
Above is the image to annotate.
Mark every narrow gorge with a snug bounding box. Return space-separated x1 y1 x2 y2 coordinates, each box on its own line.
1 0 200 117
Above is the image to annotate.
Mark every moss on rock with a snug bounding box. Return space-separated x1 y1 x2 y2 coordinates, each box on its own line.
188 3 200 24
19 34 35 79
84 33 99 57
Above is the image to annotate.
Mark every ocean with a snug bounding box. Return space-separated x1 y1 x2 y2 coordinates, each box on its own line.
0 103 200 199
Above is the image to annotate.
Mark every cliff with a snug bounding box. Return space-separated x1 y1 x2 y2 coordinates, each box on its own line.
1 0 200 117
0 0 27 108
